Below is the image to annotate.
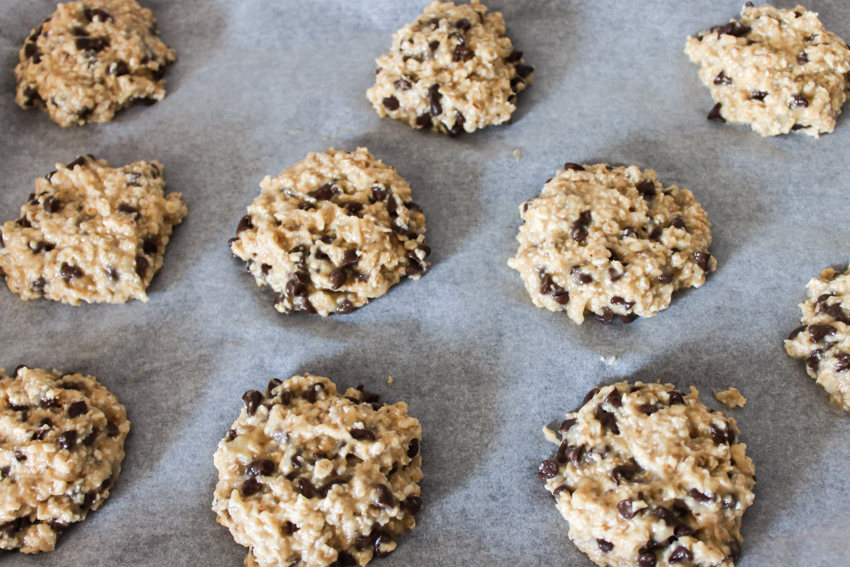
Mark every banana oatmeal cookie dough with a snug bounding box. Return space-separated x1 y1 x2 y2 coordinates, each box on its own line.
539 382 755 567
0 366 130 554
785 265 850 411
15 0 177 127
508 164 715 325
366 0 533 135
0 155 188 305
229 148 429 317
685 4 850 137
213 374 423 567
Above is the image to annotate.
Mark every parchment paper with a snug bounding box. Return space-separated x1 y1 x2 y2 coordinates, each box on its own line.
1 1 848 565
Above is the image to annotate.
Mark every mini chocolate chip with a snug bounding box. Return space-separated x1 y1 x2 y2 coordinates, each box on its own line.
106 422 120 437
791 95 809 109
607 267 624 282
302 384 322 403
429 84 442 116
636 180 656 199
722 493 737 509
538 459 559 479
707 102 725 121
453 44 470 62
571 221 588 242
308 184 336 201
408 438 420 458
84 7 114 22
638 554 657 567
449 112 465 136
714 72 733 85
553 290 570 304
400 496 423 516
455 18 471 31
296 478 316 498
688 488 714 502
571 266 592 285
118 204 138 216
563 163 584 171
611 297 635 310
236 215 253 235
622 227 638 238
135 256 148 278
568 445 585 468
142 237 158 255
515 63 533 78
797 51 809 65
415 112 433 128
374 485 395 509
807 349 823 372
581 387 600 407
67 401 87 418
57 430 77 450
834 353 850 372
595 307 614 324
694 251 711 271
340 249 359 268
242 390 263 416
329 268 347 290
669 546 693 563
76 37 109 53
669 216 686 230
383 96 399 111
558 419 576 433
668 391 685 405
594 404 620 434
539 272 552 294
345 202 364 216
246 460 274 477
241 478 261 496
649 227 663 241
42 196 61 213
597 539 614 553
605 388 622 407
406 252 428 276
107 267 119 280
318 477 347 498
618 499 636 519
809 324 835 342
335 300 356 315
751 90 767 101
267 378 282 393
709 423 732 445
351 428 376 441
60 263 84 283
374 532 395 558
611 463 639 485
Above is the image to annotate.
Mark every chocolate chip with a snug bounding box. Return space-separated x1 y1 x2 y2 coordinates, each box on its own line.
669 216 686 230
809 324 835 342
636 180 656 199
515 63 534 78
610 463 638 485
638 554 657 567
118 204 139 217
236 215 253 236
571 222 588 242
722 493 737 509
131 96 157 107
539 272 552 294
308 184 336 201
559 419 577 433
374 485 395 509
568 445 586 468
605 388 622 408
455 18 471 31
67 401 87 418
383 96 400 111
797 51 809 65
408 438 420 458
42 196 61 214
406 251 428 277
106 422 120 437
335 299 356 315
563 163 584 171
714 72 732 86
351 428 376 441
709 423 733 445
429 84 442 116
266 378 282 394
246 460 274 477
807 349 823 372
787 325 807 340
553 290 570 304
597 539 614 553
618 499 636 519
241 478 261 496
318 477 347 498
142 237 158 255
669 546 693 563
60 263 84 283
552 485 571 497
329 268 347 291
57 430 77 450
581 387 600 408
302 384 322 403
835 353 850 372
112 60 129 76
694 251 711 271
710 22 751 37
339 249 358 268
751 90 767 101
374 532 395 558
594 404 620 434
242 390 263 416
453 44 470 62
595 307 614 324
571 266 592 285
76 37 109 53
707 102 725 121
790 95 809 109
688 488 714 502
538 459 559 479
401 496 423 515
449 112 465 136
668 391 685 405
344 202 364 217
295 478 316 498
135 256 148 278
84 8 114 22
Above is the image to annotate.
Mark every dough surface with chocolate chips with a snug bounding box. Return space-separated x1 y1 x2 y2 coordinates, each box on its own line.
230 148 429 317
15 0 177 127
0 155 188 305
212 374 423 567
367 0 533 135
507 164 715 324
784 265 850 411
0 366 130 554
685 4 850 137
539 382 755 567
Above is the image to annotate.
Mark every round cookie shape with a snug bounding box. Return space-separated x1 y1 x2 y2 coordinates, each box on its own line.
0 366 130 554
229 148 429 317
507 164 715 325
366 0 533 135
0 155 188 305
685 4 850 137
784 265 850 411
15 0 177 127
539 382 755 567
212 374 423 567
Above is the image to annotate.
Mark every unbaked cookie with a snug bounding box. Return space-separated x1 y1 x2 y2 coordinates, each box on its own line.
212 374 423 567
229 148 429 317
539 382 755 567
0 366 130 554
784 265 850 411
685 4 850 137
15 0 177 127
507 164 715 324
367 0 533 135
0 155 188 305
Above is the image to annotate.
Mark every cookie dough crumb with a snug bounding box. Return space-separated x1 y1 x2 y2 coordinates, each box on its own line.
685 4 850 137
229 148 429 317
513 148 523 162
15 0 177 127
508 163 715 324
714 387 747 409
212 374 423 567
387 376 394 386
599 356 617 366
542 425 559 445
0 366 130 553
785 265 850 411
367 0 533 135
539 382 755 567
0 155 187 305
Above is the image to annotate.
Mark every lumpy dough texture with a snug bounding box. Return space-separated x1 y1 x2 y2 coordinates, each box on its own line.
15 0 177 127
784 265 850 411
507 164 716 325
212 374 423 567
0 155 187 305
229 148 429 317
0 366 130 553
685 4 850 137
367 0 533 135
539 382 755 567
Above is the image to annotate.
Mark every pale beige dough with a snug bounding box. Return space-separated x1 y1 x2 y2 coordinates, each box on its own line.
229 148 429 317
714 388 747 409
15 0 177 127
539 382 755 567
0 155 187 305
0 366 130 554
212 374 423 567
507 164 716 325
685 4 850 137
367 0 533 135
784 265 850 411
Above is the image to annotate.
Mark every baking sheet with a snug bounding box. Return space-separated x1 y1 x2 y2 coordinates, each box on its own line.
1 0 849 565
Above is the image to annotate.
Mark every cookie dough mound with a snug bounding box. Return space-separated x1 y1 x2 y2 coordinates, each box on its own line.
212 374 423 567
507 164 716 324
539 382 755 567
785 265 850 411
0 155 188 305
367 0 533 135
15 0 177 127
685 4 850 137
0 366 130 554
230 148 429 317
